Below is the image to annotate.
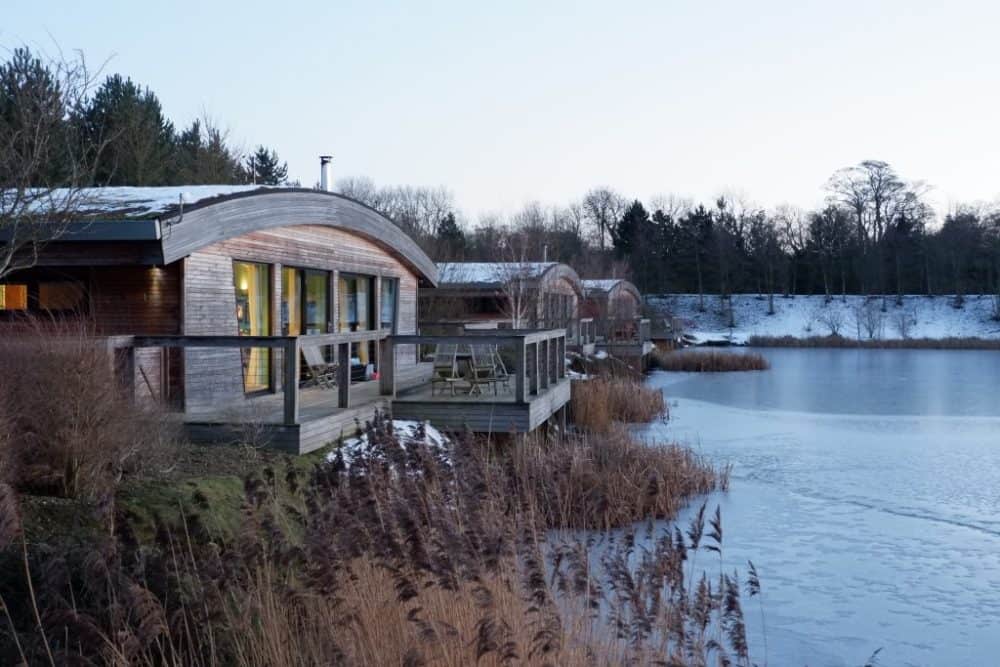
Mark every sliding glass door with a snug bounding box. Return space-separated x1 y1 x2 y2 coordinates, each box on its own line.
338 273 375 366
234 261 271 393
281 267 330 336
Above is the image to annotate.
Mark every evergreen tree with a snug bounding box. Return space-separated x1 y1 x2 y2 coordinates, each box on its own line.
76 74 175 185
245 145 288 185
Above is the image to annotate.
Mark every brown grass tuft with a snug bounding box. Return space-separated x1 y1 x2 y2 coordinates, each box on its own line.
748 334 1000 349
651 348 771 372
571 376 666 433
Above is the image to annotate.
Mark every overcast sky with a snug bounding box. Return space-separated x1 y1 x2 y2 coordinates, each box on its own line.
5 0 1000 219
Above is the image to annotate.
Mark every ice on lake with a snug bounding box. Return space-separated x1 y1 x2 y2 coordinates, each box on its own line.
641 348 1000 667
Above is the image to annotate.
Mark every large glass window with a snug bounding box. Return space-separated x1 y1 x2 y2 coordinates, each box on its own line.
282 267 330 336
380 277 398 333
234 261 271 393
0 284 27 310
338 273 375 366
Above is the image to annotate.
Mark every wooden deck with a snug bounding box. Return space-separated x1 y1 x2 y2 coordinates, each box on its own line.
112 328 572 454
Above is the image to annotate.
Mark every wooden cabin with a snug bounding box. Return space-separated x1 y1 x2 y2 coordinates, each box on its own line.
1 187 572 450
582 278 642 320
580 278 652 368
420 262 584 330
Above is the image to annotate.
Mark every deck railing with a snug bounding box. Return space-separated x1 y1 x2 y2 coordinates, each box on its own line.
598 317 652 344
388 328 568 404
107 327 569 426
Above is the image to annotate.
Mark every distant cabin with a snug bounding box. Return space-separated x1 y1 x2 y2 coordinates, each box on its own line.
0 186 437 411
582 278 642 321
420 262 583 330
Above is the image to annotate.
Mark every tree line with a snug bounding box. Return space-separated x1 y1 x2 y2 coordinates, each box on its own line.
341 162 1000 309
0 47 289 189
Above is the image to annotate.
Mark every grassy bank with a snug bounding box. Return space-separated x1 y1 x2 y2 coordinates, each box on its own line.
748 334 1000 349
651 347 771 371
0 414 746 665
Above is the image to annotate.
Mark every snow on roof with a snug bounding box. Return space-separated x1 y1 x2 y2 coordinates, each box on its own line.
53 185 284 219
436 262 557 285
583 279 625 293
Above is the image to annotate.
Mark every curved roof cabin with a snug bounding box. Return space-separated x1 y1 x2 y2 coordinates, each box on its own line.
1 186 437 418
582 278 642 319
421 261 583 329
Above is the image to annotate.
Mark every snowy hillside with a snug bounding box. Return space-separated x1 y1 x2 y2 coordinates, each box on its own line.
648 294 1000 344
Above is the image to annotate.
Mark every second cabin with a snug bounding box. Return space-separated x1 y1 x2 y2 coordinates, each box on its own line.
420 261 584 331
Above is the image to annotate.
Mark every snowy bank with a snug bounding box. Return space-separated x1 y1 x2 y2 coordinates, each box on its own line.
327 419 450 469
649 294 1000 344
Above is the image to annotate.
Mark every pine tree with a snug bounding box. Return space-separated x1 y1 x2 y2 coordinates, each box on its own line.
76 74 176 185
245 145 288 185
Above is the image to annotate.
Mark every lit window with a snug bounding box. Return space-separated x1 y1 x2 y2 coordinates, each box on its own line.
0 284 27 310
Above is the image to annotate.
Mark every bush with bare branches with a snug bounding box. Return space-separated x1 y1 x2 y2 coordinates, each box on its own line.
0 318 177 499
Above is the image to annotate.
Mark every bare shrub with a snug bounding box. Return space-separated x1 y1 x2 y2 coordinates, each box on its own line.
571 376 665 433
651 348 770 372
892 309 917 339
852 299 885 340
0 318 177 499
816 307 845 336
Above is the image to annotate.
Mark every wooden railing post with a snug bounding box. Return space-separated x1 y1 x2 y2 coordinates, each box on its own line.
379 335 396 397
283 337 300 425
514 337 526 403
337 342 351 408
539 339 550 391
557 334 566 378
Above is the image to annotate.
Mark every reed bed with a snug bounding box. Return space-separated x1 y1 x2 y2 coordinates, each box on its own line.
571 376 666 433
748 334 1000 349
651 348 771 372
0 413 748 666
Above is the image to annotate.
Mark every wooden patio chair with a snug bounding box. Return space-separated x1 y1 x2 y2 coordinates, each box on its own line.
301 345 339 390
468 345 499 396
430 344 463 396
490 346 512 394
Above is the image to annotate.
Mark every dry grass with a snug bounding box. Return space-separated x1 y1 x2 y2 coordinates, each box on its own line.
651 348 771 372
571 376 666 433
0 414 747 666
0 317 178 499
749 334 1000 349
508 428 728 531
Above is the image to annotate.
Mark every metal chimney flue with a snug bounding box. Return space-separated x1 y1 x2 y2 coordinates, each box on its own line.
319 155 333 192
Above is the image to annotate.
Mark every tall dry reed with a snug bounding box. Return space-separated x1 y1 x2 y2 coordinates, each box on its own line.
651 348 770 372
571 376 666 433
0 413 749 666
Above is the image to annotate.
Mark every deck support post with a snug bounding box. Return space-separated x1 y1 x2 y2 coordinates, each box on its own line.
379 336 396 397
557 334 566 379
337 342 351 408
283 337 300 425
514 337 527 403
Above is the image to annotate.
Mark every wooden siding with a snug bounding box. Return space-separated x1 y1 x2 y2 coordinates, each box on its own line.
182 224 421 413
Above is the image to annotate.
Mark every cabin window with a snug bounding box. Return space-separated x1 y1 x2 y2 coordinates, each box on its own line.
39 282 85 311
281 267 330 336
0 284 28 310
233 261 272 393
380 277 398 334
338 273 376 366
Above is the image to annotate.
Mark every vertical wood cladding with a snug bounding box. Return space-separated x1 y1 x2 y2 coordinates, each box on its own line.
182 224 420 412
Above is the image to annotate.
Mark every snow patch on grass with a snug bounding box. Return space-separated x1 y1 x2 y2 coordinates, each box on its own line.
328 419 450 468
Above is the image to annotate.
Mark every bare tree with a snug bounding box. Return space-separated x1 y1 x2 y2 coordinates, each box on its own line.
0 47 107 280
492 238 538 329
582 187 625 252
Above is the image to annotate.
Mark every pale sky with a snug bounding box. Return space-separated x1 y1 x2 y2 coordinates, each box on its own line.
5 0 1000 219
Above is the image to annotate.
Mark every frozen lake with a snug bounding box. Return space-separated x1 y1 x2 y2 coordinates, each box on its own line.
643 348 1000 667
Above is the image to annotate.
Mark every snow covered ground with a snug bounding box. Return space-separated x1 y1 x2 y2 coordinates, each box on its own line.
327 419 450 469
648 293 1000 344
